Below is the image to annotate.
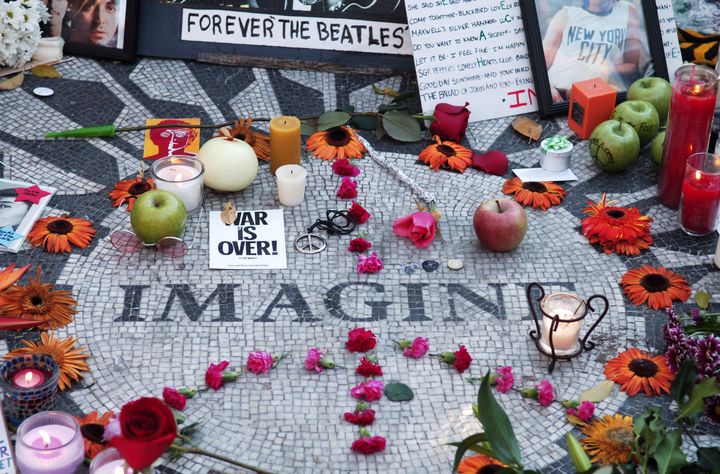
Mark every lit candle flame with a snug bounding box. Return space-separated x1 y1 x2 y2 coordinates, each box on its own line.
39 429 51 448
24 371 34 385
692 84 702 95
696 170 702 181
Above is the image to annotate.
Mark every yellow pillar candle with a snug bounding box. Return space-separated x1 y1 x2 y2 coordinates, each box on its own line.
269 116 301 175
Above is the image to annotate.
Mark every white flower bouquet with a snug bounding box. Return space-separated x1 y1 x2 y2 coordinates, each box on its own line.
0 0 49 68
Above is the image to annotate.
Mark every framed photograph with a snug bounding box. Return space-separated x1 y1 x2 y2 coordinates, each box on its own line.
52 0 138 61
520 0 668 116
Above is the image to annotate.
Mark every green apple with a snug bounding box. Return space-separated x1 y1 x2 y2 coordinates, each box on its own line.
650 130 665 168
131 190 187 244
589 120 640 173
627 77 672 124
611 100 659 146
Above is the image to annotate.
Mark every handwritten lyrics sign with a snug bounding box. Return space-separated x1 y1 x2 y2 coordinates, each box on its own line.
209 209 287 270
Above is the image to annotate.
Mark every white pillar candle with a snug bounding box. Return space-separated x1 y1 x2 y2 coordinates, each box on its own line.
151 157 204 212
540 309 582 354
15 412 84 474
276 164 307 207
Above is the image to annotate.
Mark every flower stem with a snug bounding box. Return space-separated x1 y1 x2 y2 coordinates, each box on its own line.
174 445 274 474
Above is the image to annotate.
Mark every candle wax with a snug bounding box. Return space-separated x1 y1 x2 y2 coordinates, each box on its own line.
680 170 720 235
153 163 204 212
12 368 46 388
156 166 200 181
658 83 717 208
541 309 582 353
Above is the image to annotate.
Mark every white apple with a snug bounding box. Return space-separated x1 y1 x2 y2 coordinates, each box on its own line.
627 77 672 124
198 137 258 192
131 190 187 244
473 198 528 252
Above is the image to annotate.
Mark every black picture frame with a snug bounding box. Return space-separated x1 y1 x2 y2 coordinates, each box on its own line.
520 0 668 117
61 0 138 62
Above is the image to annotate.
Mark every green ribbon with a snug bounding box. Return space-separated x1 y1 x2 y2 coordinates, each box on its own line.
45 124 116 139
543 135 572 151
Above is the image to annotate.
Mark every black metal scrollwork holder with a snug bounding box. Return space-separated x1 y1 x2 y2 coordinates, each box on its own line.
526 282 609 373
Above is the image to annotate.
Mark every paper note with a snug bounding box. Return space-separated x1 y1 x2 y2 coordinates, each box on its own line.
209 209 287 270
513 168 578 182
656 0 683 80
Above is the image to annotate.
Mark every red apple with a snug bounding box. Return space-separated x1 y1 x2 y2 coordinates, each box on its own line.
473 198 528 252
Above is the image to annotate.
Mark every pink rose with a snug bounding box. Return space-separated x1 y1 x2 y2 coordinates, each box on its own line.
494 366 514 394
403 337 429 358
567 400 595 422
348 202 370 224
162 387 187 411
350 380 384 402
537 379 555 407
429 102 470 142
392 211 437 248
357 252 383 274
305 348 323 373
246 351 274 375
337 177 358 199
333 159 361 177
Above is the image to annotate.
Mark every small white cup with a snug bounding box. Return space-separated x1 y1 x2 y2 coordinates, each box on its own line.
32 37 64 63
540 137 573 172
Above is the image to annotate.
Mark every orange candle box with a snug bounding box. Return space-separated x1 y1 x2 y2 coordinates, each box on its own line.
270 116 302 175
567 78 617 140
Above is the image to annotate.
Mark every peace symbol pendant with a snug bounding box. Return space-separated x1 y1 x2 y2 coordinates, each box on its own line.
294 233 327 254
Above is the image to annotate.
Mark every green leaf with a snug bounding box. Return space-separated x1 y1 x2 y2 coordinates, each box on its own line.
351 114 378 131
685 323 720 336
375 117 385 140
476 372 523 467
390 91 417 103
566 432 592 473
671 359 697 406
300 119 317 136
677 377 720 419
381 110 422 142
449 439 497 459
337 105 355 113
695 290 711 310
316 111 351 131
579 380 615 403
697 447 720 473
653 430 687 474
384 382 414 402
378 103 407 113
451 433 490 472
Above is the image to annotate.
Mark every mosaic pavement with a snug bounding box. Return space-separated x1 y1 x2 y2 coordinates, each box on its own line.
0 57 718 473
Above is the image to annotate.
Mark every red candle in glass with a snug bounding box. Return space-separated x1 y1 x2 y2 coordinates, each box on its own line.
12 368 46 388
657 65 718 208
680 153 720 236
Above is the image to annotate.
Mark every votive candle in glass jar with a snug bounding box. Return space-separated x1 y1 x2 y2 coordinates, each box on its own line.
658 64 718 208
679 152 720 236
539 292 585 355
15 411 84 474
89 448 134 474
0 355 59 424
151 156 204 213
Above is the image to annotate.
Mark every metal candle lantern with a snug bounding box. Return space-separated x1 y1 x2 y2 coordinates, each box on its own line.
0 354 59 424
526 283 608 373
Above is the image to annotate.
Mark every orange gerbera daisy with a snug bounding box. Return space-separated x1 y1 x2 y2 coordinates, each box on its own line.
216 118 271 161
5 332 90 390
307 126 366 161
77 410 115 459
28 214 96 253
0 263 30 292
620 265 691 310
457 454 505 473
604 348 675 396
109 176 155 212
581 414 635 465
581 194 652 255
502 177 566 210
419 136 473 173
0 266 77 329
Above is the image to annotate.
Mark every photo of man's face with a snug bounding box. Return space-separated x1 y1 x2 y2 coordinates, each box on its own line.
69 0 122 48
0 197 29 229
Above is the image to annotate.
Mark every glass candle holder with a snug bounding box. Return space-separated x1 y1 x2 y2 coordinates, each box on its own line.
89 448 134 474
151 156 204 213
0 355 59 424
658 64 719 208
539 292 585 356
679 153 720 236
15 411 84 474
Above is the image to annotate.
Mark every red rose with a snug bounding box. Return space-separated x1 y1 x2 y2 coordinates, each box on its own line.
162 387 186 411
351 435 386 454
343 408 376 426
356 356 383 377
348 237 372 253
346 328 377 352
453 345 472 373
110 397 177 470
348 202 370 224
392 211 437 249
429 102 470 142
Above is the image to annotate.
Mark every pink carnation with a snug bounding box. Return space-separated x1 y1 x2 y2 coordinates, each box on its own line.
337 177 358 199
246 351 274 375
537 379 555 407
567 400 595 422
357 252 383 274
305 348 323 373
403 337 429 358
332 159 361 177
351 379 384 402
494 366 514 394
